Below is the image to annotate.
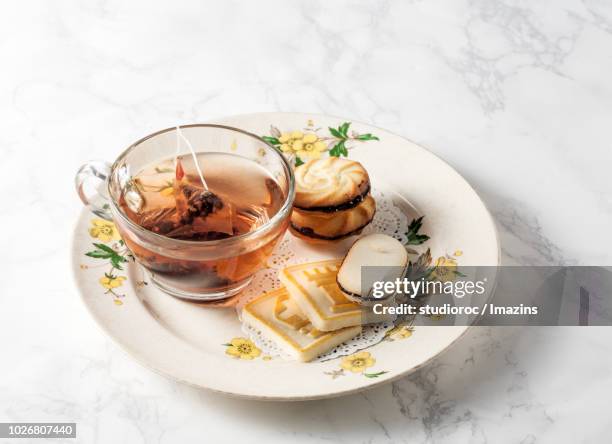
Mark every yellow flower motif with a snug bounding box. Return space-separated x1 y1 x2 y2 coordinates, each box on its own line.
225 337 261 360
430 256 458 282
278 131 327 159
89 219 121 242
99 275 126 289
303 133 317 143
453 250 463 257
387 325 414 340
340 351 376 373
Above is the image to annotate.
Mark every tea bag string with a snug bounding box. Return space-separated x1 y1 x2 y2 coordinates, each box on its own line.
175 126 209 190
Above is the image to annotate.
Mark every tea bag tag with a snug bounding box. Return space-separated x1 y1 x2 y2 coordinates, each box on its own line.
172 126 234 237
175 126 208 190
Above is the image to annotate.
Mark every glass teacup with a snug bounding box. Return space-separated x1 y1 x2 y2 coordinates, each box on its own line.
75 124 295 302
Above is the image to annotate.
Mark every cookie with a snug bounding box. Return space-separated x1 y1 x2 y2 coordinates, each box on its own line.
294 157 370 212
337 233 409 302
279 259 393 331
241 287 361 362
290 194 376 242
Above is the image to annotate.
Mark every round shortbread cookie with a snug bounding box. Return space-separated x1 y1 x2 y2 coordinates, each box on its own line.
294 157 370 211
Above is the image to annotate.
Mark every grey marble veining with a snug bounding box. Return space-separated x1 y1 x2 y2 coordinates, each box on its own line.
1 0 611 442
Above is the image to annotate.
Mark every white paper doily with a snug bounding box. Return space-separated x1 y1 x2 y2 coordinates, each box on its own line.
362 189 411 243
236 189 410 360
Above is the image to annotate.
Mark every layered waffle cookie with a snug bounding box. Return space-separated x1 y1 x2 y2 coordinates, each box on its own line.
279 259 393 331
241 287 361 362
291 158 375 242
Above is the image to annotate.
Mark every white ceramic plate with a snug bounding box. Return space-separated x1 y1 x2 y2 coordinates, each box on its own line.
72 112 499 400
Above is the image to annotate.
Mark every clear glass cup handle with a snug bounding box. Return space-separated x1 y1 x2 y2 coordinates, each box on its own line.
75 160 113 220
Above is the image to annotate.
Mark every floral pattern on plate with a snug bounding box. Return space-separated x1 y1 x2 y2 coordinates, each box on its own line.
325 351 388 379
262 120 379 166
80 219 134 305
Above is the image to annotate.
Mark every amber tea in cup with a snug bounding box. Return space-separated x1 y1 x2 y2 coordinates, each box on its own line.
121 152 286 293
75 125 295 301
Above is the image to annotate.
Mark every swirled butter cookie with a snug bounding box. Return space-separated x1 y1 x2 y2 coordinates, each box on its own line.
294 158 370 212
291 157 375 242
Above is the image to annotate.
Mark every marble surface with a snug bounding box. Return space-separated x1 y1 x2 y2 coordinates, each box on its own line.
1 0 611 442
